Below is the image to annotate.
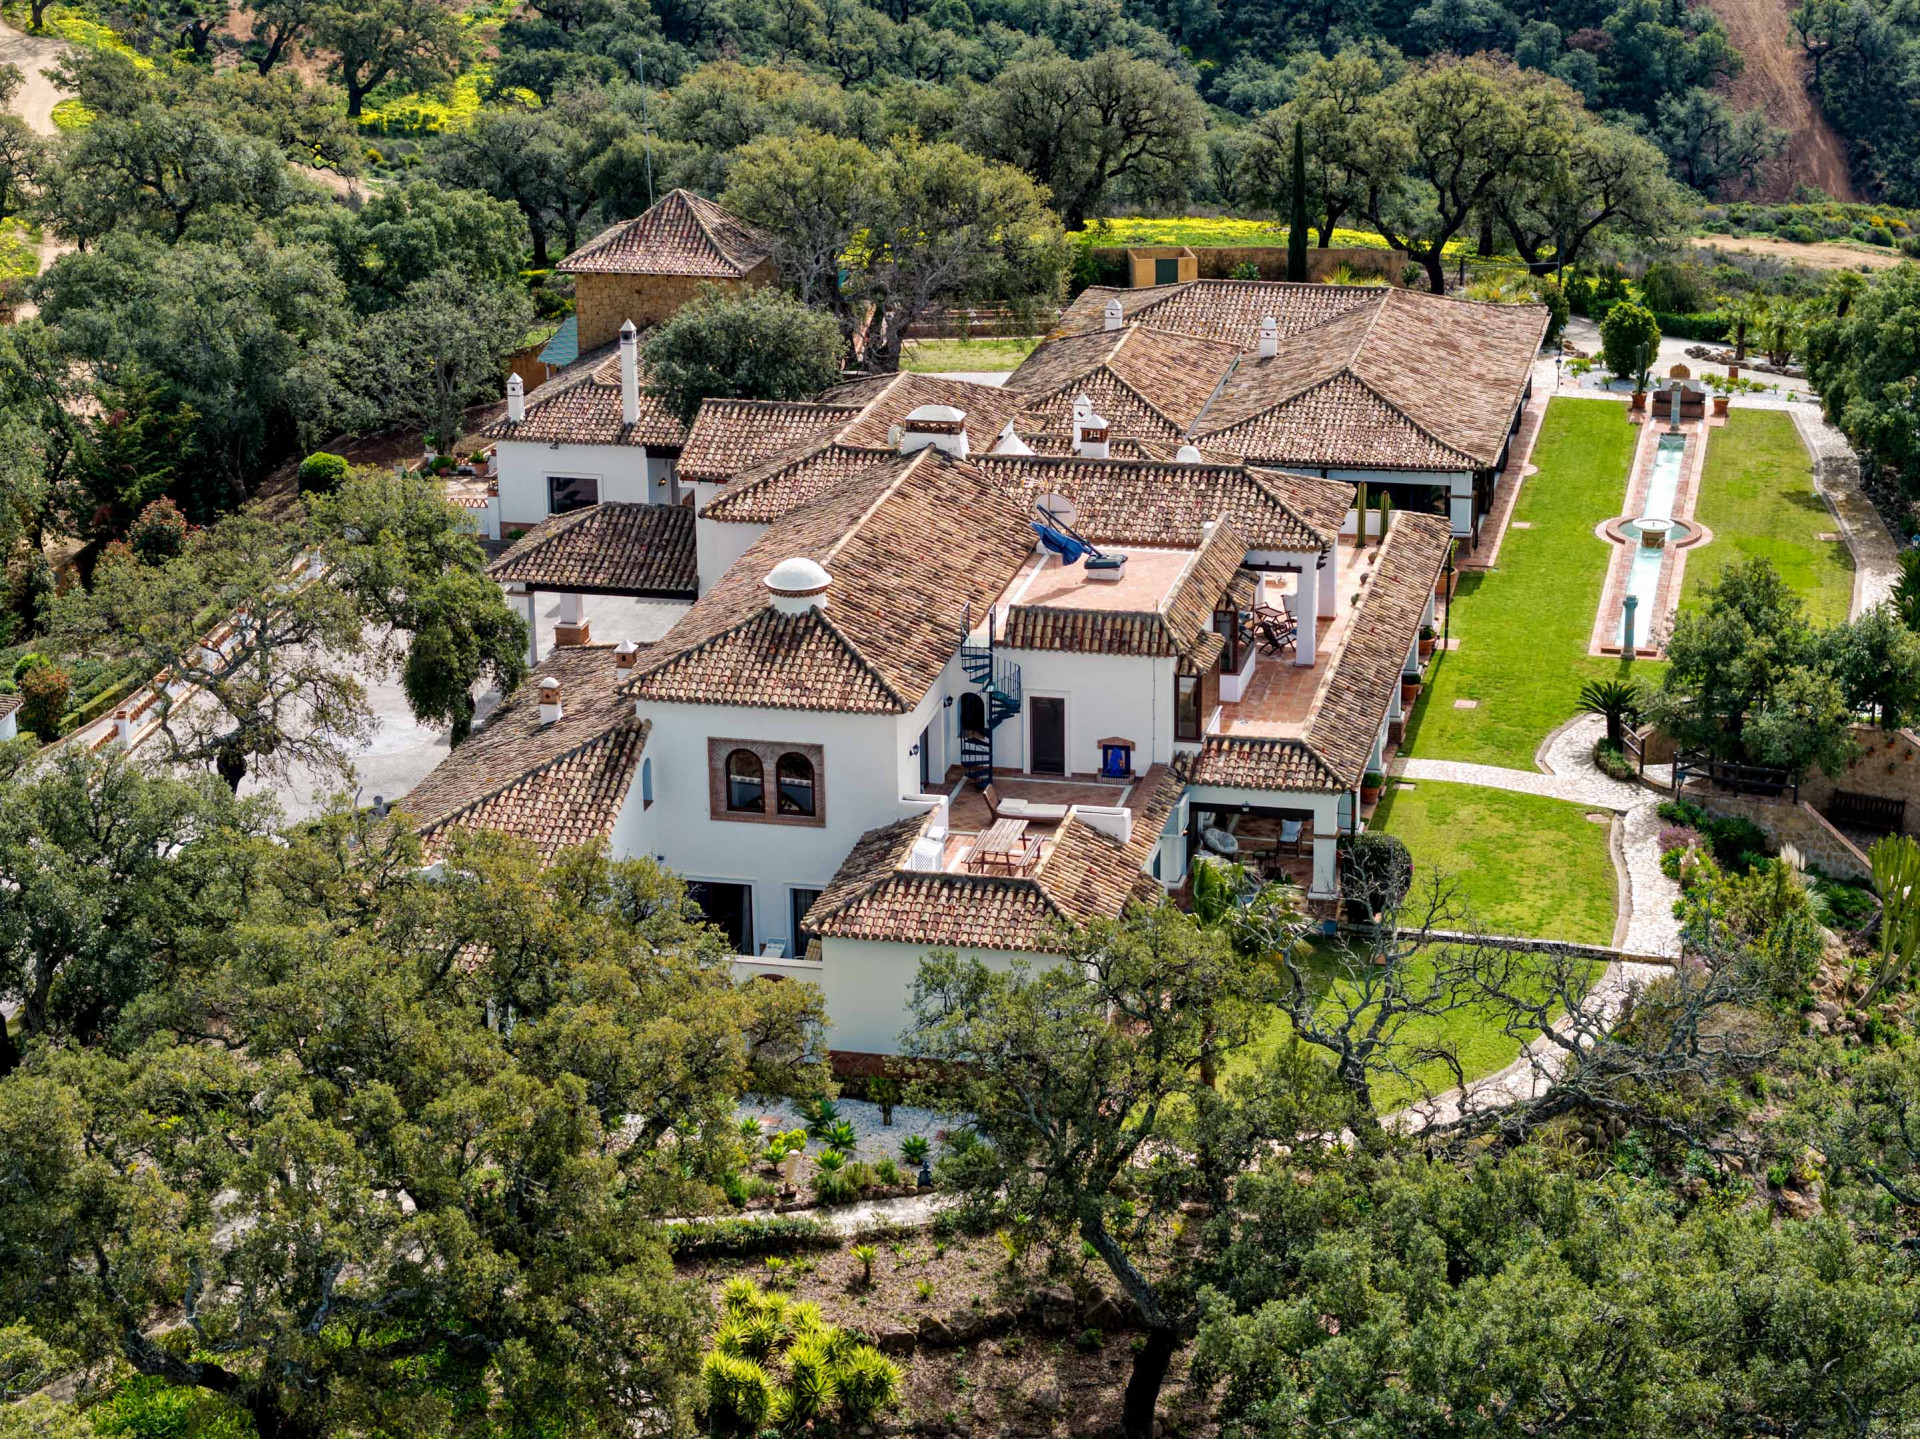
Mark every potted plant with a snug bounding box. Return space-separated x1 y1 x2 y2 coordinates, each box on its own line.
1360 771 1384 805
1418 623 1436 659
1712 392 1730 417
1400 676 1421 707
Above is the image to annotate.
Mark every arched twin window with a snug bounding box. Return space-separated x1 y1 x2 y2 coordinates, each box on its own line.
776 753 816 816
725 749 765 812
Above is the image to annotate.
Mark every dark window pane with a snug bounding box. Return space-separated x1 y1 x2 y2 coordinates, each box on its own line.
549 475 598 513
726 749 764 812
776 753 815 815
1175 674 1201 741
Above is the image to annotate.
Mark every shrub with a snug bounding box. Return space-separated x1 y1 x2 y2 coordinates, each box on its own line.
1076 1327 1106 1351
900 1134 930 1164
842 1160 874 1191
17 662 68 741
873 1157 900 1186
701 1350 774 1433
1339 831 1414 918
1650 310 1730 342
720 1170 750 1208
1593 739 1638 781
836 1348 903 1425
297 451 349 495
664 1215 835 1259
1599 301 1661 385
812 1171 857 1205
1228 260 1262 279
1658 825 1706 855
126 498 187 565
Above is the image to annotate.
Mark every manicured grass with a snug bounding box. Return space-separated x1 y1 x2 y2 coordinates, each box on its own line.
1404 397 1656 769
900 336 1039 373
1681 408 1853 624
1369 780 1618 945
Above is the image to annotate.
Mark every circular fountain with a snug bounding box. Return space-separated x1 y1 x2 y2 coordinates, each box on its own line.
1619 516 1690 551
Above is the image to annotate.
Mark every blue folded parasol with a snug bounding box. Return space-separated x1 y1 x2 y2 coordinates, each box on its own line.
1032 521 1090 564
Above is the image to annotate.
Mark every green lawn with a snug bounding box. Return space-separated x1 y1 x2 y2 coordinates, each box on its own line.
1680 408 1853 624
900 337 1039 373
1369 780 1618 945
1404 397 1655 769
1226 779 1614 1105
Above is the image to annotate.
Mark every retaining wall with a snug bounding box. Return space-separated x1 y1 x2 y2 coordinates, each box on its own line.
1689 786 1872 880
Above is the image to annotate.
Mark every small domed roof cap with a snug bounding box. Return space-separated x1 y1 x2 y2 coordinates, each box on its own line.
904 403 965 425
764 556 832 596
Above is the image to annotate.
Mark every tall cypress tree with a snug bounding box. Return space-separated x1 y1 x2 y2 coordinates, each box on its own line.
1287 118 1309 282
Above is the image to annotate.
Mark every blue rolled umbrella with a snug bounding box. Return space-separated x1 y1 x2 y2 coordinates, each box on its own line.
1031 521 1090 565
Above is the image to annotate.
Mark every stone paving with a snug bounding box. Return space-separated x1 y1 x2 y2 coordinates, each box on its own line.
1793 405 1899 618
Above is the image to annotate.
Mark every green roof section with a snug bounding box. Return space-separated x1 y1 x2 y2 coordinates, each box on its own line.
538 315 579 368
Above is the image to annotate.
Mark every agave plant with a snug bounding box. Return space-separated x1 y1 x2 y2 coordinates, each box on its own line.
815 1148 845 1173
803 1097 840 1136
824 1117 859 1152
899 1134 930 1164
702 1350 772 1432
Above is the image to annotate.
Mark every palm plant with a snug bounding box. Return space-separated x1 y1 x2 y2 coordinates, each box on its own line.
850 1243 878 1286
1758 298 1805 367
1577 677 1644 747
1725 294 1763 362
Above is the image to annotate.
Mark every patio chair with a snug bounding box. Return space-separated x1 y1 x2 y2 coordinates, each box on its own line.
1278 818 1306 857
980 782 1070 823
1255 616 1296 656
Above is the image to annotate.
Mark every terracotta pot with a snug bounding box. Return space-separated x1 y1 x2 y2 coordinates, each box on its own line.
1630 391 1648 412
1418 637 1436 659
1713 395 1730 417
1401 680 1422 707
1360 782 1382 805
1728 363 1741 380
1434 571 1453 600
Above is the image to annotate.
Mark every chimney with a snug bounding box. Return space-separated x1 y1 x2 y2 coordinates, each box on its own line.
898 404 969 458
1174 444 1203 463
764 557 832 615
538 676 563 726
506 372 525 424
991 420 1034 456
1103 297 1124 332
1258 315 1278 360
619 320 640 426
1072 399 1111 459
1069 804 1134 846
113 707 133 747
614 639 640 673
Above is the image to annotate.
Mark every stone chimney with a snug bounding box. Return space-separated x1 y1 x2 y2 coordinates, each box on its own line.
1258 315 1278 360
619 320 640 426
898 404 969 459
1103 297 1124 332
765 557 832 615
614 639 640 673
506 372 525 424
538 676 563 726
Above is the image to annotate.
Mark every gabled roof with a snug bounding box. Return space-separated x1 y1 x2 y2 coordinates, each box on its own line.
487 502 697 598
1001 520 1247 659
629 448 1033 714
999 326 1241 439
1026 281 1548 470
404 645 648 860
830 372 1029 452
699 441 889 524
678 400 862 484
474 348 686 450
1186 735 1348 792
558 189 774 278
1304 511 1452 784
973 454 1347 554
806 764 1182 951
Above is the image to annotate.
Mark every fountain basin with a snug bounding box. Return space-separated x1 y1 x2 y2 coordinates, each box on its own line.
1634 517 1675 548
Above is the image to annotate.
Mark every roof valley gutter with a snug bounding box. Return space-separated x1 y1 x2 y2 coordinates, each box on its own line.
1187 350 1243 439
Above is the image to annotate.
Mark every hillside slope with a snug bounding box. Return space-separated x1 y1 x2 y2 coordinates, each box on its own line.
1701 0 1857 200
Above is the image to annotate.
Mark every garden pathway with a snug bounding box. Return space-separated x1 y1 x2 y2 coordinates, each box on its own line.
1792 405 1899 618
1391 713 1683 959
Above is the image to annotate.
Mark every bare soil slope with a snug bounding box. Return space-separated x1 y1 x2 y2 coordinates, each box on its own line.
1701 0 1857 200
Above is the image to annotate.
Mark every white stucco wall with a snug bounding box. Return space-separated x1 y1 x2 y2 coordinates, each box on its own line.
994 649 1176 775
693 485 766 596
809 939 1061 1055
496 440 677 529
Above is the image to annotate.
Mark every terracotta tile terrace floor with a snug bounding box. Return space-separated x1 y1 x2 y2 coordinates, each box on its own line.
938 766 1136 833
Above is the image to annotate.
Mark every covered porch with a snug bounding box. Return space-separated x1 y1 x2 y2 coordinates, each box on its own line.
1182 786 1342 901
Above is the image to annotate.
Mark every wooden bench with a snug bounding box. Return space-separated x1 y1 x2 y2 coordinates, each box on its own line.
1827 790 1907 835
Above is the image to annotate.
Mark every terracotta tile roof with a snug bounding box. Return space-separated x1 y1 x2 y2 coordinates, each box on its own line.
1055 281 1382 345
474 349 686 450
557 189 773 278
806 765 1182 951
973 455 1344 553
678 400 862 483
1001 326 1240 436
1043 282 1546 470
698 441 890 524
487 502 697 597
1001 521 1245 658
630 449 1034 713
1187 735 1347 792
832 372 1029 451
1303 512 1452 785
403 645 648 859
0 693 19 719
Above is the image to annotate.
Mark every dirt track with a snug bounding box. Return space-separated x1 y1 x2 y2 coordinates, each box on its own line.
1700 0 1856 201
1689 233 1905 271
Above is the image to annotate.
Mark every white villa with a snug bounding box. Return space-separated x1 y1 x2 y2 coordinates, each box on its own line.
402 193 1545 1068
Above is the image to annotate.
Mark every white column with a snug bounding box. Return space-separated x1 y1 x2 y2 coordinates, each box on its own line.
1369 722 1388 770
1294 559 1319 666
524 590 539 666
1310 828 1338 899
1448 472 1473 537
1318 542 1338 619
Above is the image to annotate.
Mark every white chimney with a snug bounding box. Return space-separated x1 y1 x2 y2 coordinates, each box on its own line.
506 372 525 424
614 639 640 673
619 320 640 426
898 404 969 458
113 707 133 747
1073 401 1111 459
1258 316 1278 360
538 676 563 726
764 556 832 615
992 420 1034 456
1175 444 1203 463
1103 297 1124 332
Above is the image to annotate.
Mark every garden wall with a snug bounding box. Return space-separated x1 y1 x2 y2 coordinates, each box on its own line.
1689 787 1872 880
1799 726 1920 835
